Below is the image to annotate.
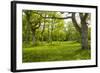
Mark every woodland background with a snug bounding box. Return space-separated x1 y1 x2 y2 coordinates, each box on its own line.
22 10 91 62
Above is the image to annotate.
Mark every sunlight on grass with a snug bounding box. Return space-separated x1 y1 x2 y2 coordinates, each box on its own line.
22 41 91 62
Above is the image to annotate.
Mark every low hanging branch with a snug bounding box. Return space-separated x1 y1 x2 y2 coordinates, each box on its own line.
42 16 72 19
31 11 72 19
31 11 82 34
30 11 82 34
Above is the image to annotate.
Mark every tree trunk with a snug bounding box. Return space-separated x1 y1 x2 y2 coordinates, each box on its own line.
26 21 30 43
72 13 89 49
41 24 45 41
25 13 31 43
51 19 54 44
32 31 36 45
48 24 50 43
41 17 46 42
81 22 88 49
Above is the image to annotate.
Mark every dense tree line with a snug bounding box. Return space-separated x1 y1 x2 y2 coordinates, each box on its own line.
22 10 91 49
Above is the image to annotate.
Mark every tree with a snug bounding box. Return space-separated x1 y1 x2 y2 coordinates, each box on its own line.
41 13 46 42
22 10 31 43
23 10 43 45
43 12 90 49
23 10 90 49
72 13 89 49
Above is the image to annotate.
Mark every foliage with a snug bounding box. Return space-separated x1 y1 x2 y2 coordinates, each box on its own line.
22 10 91 62
22 41 91 62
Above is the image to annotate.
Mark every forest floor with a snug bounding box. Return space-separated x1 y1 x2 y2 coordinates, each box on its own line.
22 41 91 62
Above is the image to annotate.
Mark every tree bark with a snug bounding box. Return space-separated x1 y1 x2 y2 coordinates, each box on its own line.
81 21 88 49
79 13 89 49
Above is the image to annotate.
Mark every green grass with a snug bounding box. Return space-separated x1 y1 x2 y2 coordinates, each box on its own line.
22 41 91 63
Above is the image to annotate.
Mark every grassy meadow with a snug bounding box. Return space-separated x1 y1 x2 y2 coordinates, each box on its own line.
22 41 91 62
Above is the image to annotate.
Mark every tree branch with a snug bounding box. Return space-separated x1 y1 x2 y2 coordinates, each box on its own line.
72 13 81 33
42 16 72 19
83 13 89 21
79 13 89 27
34 21 41 29
31 11 72 20
79 13 84 20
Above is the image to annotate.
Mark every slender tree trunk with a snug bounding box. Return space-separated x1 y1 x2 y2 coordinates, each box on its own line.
32 31 36 45
48 24 50 43
41 23 45 42
51 19 54 44
25 13 30 43
41 17 46 42
81 22 88 49
26 21 30 43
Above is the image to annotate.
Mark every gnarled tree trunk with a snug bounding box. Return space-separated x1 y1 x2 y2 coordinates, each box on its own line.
72 13 89 49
